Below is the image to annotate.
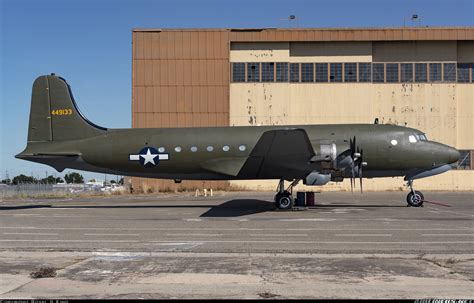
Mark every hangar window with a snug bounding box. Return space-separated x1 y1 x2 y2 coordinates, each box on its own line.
290 63 300 82
344 63 357 82
456 150 472 170
301 63 314 82
358 63 371 82
386 63 399 83
400 63 413 82
372 63 384 83
415 63 427 82
261 63 274 82
276 63 288 82
247 63 260 82
330 63 342 82
232 63 245 82
429 63 442 82
457 63 470 83
443 63 456 82
315 63 328 82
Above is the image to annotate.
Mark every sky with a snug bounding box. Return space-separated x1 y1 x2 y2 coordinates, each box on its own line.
1 0 473 182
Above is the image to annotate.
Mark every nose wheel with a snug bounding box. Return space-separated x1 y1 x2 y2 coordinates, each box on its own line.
406 180 424 207
274 179 300 210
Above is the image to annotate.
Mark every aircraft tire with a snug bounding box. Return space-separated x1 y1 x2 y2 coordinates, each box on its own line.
406 191 424 207
275 192 294 210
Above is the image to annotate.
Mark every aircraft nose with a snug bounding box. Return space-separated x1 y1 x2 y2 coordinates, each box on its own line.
447 147 461 164
440 146 460 164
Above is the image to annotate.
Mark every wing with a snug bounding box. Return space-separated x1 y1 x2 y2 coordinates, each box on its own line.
238 129 316 179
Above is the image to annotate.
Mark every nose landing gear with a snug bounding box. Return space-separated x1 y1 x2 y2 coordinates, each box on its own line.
274 179 300 210
406 180 424 207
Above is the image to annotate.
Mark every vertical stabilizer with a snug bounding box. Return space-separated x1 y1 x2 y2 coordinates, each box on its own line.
27 74 106 142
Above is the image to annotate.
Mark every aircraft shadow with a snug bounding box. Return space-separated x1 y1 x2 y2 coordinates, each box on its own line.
0 204 52 210
309 204 406 208
200 199 275 217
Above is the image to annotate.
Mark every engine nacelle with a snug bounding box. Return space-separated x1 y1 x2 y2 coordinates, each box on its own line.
311 143 337 163
303 171 331 186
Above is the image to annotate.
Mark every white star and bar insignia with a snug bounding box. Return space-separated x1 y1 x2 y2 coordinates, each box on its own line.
129 147 169 167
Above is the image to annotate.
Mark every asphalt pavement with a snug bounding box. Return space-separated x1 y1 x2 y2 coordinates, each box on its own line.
1 191 473 299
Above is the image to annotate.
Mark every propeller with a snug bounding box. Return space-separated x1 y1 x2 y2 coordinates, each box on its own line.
348 137 365 193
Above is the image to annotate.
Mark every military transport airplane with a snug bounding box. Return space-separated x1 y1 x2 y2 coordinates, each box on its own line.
16 75 461 209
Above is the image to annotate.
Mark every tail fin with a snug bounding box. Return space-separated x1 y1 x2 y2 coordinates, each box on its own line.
27 74 106 142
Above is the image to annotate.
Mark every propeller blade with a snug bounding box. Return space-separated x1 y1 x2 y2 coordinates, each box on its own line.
350 136 356 158
350 164 355 193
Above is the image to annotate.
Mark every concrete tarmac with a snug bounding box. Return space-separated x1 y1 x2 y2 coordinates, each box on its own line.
1 191 473 299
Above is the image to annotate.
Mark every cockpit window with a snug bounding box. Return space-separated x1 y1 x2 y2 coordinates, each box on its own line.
409 135 417 143
415 134 428 141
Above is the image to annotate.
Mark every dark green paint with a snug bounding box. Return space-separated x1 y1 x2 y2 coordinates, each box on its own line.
17 75 460 184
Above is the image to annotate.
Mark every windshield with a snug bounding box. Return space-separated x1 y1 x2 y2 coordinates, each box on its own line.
415 134 428 141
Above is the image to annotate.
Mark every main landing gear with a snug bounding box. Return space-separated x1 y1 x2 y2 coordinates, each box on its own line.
406 179 424 207
274 179 300 210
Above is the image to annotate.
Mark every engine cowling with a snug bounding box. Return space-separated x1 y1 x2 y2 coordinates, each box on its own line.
303 171 331 186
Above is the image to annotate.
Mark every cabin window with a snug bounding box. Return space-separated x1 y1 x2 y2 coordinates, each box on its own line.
390 139 398 146
239 145 246 151
409 135 417 143
158 147 166 153
190 146 198 152
223 145 230 152
206 146 214 152
174 146 182 152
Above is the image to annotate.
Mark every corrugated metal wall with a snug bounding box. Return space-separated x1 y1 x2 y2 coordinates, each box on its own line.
132 30 230 191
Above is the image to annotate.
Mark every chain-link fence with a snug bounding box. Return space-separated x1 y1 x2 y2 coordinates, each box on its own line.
0 183 104 198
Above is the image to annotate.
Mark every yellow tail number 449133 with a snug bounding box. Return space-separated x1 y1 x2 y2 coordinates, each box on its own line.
51 109 73 116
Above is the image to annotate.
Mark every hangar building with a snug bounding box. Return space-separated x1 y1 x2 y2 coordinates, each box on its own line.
131 27 474 192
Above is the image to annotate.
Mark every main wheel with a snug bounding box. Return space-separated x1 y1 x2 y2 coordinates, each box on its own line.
406 191 424 207
275 192 294 210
